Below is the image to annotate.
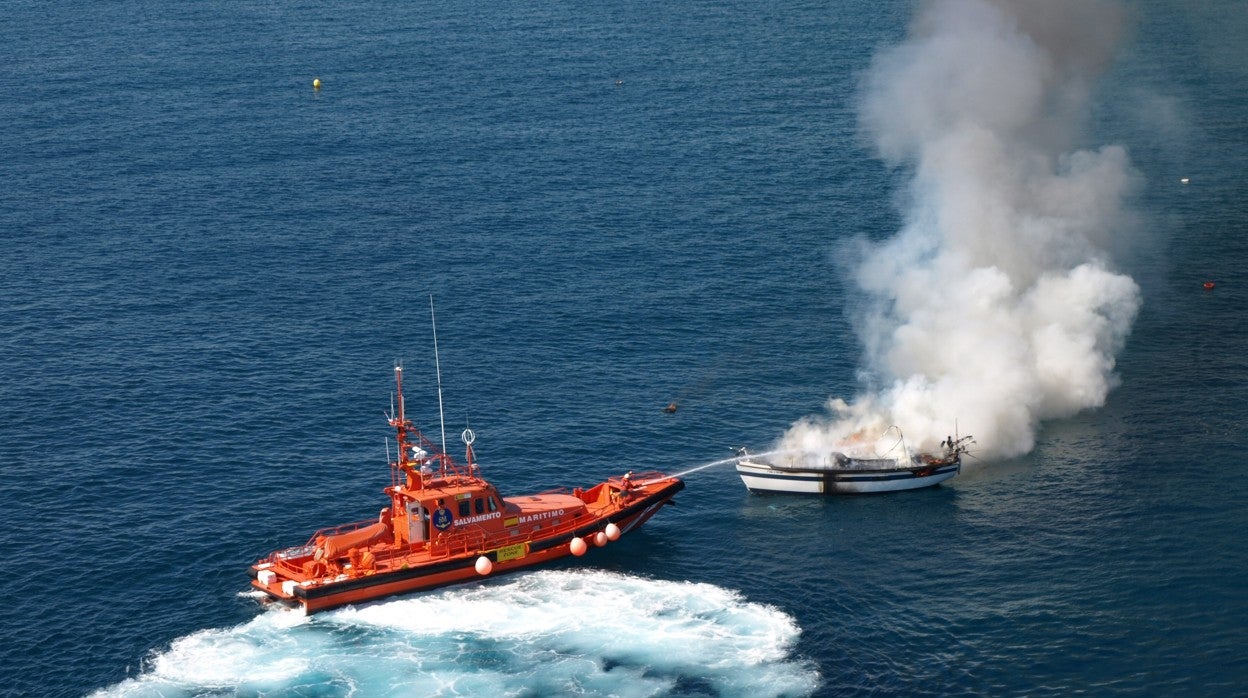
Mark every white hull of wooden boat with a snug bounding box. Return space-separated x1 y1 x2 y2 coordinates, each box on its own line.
736 459 959 494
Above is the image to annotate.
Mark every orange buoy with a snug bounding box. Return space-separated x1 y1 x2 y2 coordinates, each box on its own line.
1203 281 1216 290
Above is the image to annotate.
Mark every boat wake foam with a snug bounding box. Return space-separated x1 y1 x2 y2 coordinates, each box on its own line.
92 570 820 697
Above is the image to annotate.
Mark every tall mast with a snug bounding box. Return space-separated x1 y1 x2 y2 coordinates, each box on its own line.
394 364 408 466
430 295 448 468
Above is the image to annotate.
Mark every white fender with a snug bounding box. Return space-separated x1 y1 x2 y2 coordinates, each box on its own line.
475 556 493 575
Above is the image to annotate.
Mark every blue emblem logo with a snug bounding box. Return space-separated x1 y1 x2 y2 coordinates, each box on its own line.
432 507 453 531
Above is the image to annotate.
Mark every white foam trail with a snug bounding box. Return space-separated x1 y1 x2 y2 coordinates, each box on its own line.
781 0 1141 460
92 570 820 697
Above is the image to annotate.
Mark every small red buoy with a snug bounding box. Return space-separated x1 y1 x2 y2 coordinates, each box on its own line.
1203 281 1216 290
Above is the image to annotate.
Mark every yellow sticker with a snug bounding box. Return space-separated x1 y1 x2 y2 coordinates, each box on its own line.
495 543 528 562
504 517 520 528
455 492 472 500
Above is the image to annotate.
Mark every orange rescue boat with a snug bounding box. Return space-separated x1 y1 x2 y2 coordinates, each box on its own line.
250 365 685 614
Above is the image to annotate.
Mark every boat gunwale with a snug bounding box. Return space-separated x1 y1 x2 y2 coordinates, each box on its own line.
256 479 685 603
737 457 958 474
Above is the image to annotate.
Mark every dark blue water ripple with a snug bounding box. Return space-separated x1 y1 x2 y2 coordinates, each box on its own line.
2 0 1246 696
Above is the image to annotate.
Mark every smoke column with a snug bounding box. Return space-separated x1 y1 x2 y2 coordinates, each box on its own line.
780 0 1141 461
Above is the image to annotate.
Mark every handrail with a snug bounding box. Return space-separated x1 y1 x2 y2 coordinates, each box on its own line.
429 517 574 558
431 523 490 557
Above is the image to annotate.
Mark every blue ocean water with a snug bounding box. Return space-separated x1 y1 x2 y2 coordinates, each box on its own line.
2 0 1245 696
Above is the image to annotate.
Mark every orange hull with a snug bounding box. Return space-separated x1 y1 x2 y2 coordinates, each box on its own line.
251 474 683 614
249 364 685 614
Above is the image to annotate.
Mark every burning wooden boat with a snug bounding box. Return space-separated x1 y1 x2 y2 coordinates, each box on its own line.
736 432 972 495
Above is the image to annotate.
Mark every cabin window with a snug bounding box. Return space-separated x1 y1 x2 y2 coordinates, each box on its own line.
475 498 485 515
458 500 471 517
487 497 498 512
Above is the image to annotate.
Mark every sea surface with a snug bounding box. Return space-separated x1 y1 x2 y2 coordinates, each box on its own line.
2 1 1246 696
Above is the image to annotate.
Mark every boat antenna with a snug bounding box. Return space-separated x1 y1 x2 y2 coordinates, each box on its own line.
430 295 448 468
393 362 409 467
385 437 396 487
462 426 476 472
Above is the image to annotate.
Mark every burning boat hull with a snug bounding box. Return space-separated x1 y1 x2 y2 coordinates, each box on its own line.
736 432 971 495
736 457 959 494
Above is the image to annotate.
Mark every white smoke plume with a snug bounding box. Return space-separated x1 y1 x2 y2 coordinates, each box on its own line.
780 0 1142 461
